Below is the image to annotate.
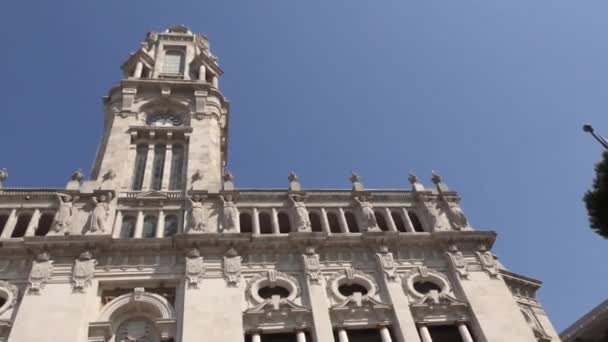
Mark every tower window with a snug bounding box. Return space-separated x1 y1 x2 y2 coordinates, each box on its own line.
375 211 389 231
344 211 360 233
239 213 252 233
278 212 291 233
427 325 465 342
408 212 425 232
0 213 9 236
120 215 136 239
327 212 341 233
309 212 322 232
163 50 184 75
338 283 369 297
391 211 407 232
11 213 31 238
132 144 148 190
35 213 55 236
258 286 290 299
259 212 272 234
150 144 166 190
142 215 157 238
164 215 178 237
169 144 184 190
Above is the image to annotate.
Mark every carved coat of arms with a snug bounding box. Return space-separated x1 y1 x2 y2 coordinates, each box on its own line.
223 248 242 286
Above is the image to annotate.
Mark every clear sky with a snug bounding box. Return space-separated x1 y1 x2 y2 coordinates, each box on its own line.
1 0 606 332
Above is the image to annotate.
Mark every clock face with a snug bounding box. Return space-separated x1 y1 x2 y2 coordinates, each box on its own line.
147 113 182 127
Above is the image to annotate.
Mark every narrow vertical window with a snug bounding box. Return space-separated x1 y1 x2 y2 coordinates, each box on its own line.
11 213 31 238
169 144 184 190
132 144 148 190
164 215 178 237
345 211 360 233
0 214 9 236
150 144 166 190
375 211 389 231
35 213 55 236
327 212 341 233
142 215 157 238
239 213 252 233
408 212 425 232
120 215 136 238
309 212 322 232
163 50 184 74
391 211 407 232
278 212 291 233
259 212 272 234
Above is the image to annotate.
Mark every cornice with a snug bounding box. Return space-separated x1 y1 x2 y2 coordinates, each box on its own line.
560 298 608 340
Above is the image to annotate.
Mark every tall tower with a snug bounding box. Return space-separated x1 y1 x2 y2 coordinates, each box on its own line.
90 25 229 193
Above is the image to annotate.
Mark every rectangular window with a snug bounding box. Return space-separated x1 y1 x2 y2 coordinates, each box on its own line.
163 50 184 75
150 144 166 190
132 144 148 190
169 144 184 190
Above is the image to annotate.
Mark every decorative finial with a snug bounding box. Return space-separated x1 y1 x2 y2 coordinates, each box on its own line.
71 169 84 182
350 172 364 191
431 171 449 193
408 172 425 192
223 170 234 191
288 171 301 191
0 168 7 189
431 171 441 184
408 173 418 185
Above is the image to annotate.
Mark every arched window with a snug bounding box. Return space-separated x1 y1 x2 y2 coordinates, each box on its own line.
344 211 360 233
327 212 341 233
163 50 184 75
142 215 157 238
408 211 425 232
150 144 166 190
132 144 148 190
0 213 9 236
309 212 322 232
120 215 136 239
164 215 178 237
239 213 252 233
169 144 184 190
391 211 407 232
11 213 31 238
278 212 291 233
259 212 272 234
375 211 389 231
35 213 55 236
116 317 161 342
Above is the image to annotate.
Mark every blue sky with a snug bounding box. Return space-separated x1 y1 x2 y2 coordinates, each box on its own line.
1 0 607 331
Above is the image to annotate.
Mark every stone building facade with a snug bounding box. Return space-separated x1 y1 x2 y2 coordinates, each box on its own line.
0 26 560 342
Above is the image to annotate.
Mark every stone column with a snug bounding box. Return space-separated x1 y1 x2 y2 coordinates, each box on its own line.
251 332 261 342
320 208 331 233
134 211 144 238
271 208 280 234
156 210 165 238
418 324 432 342
304 277 334 342
134 61 143 78
384 208 398 232
141 143 155 191
252 208 260 235
379 325 392 342
337 208 349 233
25 209 41 236
1 209 17 238
337 328 349 342
377 267 421 342
161 144 173 190
401 208 415 232
198 64 206 81
112 211 123 238
212 76 219 88
457 322 474 342
296 330 306 342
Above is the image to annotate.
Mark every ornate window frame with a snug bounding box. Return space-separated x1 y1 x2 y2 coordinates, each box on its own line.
0 281 18 315
246 270 301 305
327 268 379 302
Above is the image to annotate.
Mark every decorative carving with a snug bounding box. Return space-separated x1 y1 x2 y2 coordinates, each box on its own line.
187 195 207 233
223 248 242 286
288 171 301 191
353 196 380 232
246 270 301 304
72 251 97 293
219 194 239 233
350 172 364 191
302 247 321 285
0 280 18 314
0 168 7 188
408 173 425 191
421 199 446 231
185 248 205 288
376 246 398 282
445 200 469 230
49 193 78 235
289 195 311 232
446 245 468 279
71 169 84 182
223 171 235 190
87 193 112 234
28 252 53 294
476 245 499 278
327 268 380 302
133 287 145 301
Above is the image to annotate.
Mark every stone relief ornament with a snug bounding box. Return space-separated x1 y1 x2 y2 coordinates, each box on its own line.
421 199 446 231
185 248 205 289
353 196 380 232
49 193 78 235
302 247 321 285
376 246 398 282
446 245 468 279
187 195 207 233
0 280 18 314
476 245 499 278
87 193 112 234
445 200 469 230
289 195 311 232
220 194 239 233
223 248 242 287
28 252 53 294
72 251 97 293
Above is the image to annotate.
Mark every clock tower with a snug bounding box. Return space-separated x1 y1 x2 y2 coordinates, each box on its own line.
89 25 229 193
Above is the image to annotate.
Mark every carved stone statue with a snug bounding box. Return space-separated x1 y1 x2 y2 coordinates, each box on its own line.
353 196 380 231
187 195 207 232
49 194 78 235
29 252 53 294
185 248 205 289
219 194 239 232
72 251 97 293
289 195 311 232
446 201 469 230
87 194 112 234
422 200 445 230
223 248 242 286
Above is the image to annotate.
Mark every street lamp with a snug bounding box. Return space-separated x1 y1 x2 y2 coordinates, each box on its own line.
583 124 608 150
